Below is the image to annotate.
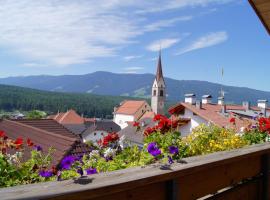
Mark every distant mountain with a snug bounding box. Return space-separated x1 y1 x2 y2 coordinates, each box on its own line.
0 71 269 105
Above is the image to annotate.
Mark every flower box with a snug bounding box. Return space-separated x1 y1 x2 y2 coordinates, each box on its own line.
1 143 270 200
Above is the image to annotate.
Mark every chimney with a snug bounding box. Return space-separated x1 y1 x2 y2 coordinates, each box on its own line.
221 105 227 114
218 96 224 105
258 100 268 109
202 95 212 104
185 94 196 105
196 100 202 109
261 108 267 117
242 101 250 111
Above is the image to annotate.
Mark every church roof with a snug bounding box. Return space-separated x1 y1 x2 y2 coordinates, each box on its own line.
155 51 164 82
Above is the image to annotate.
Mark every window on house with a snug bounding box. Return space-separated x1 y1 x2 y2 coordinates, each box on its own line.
160 90 164 97
142 110 144 113
94 132 96 136
101 132 104 136
193 112 197 116
153 90 156 96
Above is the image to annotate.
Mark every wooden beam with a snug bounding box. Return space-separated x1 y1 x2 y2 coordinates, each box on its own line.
249 0 270 35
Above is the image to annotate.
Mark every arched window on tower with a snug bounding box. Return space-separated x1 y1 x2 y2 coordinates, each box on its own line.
153 90 156 96
160 90 164 97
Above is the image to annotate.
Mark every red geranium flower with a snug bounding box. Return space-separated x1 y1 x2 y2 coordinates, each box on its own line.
229 117 236 124
133 121 140 127
14 137 23 149
27 138 34 147
0 130 5 138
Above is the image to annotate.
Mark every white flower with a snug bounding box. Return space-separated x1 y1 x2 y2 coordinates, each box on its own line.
104 148 116 158
240 127 245 133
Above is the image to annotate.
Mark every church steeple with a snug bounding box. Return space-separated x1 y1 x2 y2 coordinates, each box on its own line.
151 50 166 115
156 50 164 82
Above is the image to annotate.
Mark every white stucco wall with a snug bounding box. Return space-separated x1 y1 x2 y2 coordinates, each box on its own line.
82 130 109 143
178 109 208 137
113 114 134 129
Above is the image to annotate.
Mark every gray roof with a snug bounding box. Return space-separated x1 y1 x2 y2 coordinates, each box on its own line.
83 120 121 135
202 95 212 98
63 124 87 135
185 94 196 97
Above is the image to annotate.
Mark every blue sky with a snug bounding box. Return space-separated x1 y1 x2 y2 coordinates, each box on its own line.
0 0 269 91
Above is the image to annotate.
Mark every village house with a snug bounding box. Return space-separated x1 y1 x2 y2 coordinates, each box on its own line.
81 119 121 143
113 100 152 129
169 94 270 136
47 109 85 125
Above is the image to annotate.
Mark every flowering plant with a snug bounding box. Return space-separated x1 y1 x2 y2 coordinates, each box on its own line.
0 131 55 187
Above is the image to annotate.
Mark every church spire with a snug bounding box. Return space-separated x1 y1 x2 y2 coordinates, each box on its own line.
155 49 164 82
151 50 166 115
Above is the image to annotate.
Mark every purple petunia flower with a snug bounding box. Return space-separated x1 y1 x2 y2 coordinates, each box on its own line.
86 167 97 175
34 145 43 151
168 156 174 165
147 142 161 157
60 155 76 170
39 170 53 178
169 146 179 155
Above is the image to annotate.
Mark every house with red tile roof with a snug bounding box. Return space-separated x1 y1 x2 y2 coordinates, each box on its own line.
169 94 269 136
113 100 152 129
48 109 84 125
0 119 91 166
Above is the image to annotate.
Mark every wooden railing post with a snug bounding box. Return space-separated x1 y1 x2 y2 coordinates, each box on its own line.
166 179 178 200
262 153 270 200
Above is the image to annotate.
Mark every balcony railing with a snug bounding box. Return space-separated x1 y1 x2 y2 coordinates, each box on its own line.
1 143 270 200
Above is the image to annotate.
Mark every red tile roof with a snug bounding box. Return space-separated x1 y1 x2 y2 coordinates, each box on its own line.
139 111 155 120
0 119 91 166
169 103 253 131
48 109 85 124
114 100 147 115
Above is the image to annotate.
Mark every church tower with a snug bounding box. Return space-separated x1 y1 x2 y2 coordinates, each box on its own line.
151 51 166 115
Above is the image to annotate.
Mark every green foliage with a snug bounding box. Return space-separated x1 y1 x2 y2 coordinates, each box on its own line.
26 110 47 119
0 148 55 187
242 130 267 145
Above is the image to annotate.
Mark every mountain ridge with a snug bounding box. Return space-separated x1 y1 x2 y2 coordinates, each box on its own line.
0 71 269 105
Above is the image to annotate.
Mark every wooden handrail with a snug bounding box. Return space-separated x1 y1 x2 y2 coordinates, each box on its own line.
1 143 270 200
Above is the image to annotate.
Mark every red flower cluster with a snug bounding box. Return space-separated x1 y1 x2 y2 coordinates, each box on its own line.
144 114 180 136
259 117 270 134
229 117 236 124
0 130 36 153
133 121 140 127
98 132 119 147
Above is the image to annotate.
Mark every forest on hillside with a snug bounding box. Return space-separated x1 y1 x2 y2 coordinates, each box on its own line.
0 84 135 118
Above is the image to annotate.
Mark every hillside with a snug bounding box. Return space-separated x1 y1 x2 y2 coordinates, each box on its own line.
0 84 140 118
0 71 270 105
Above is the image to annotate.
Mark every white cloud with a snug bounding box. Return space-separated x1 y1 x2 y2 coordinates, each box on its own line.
0 0 235 67
144 16 193 32
123 55 143 61
175 31 228 55
136 0 235 13
122 67 144 74
22 63 47 68
147 38 181 52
